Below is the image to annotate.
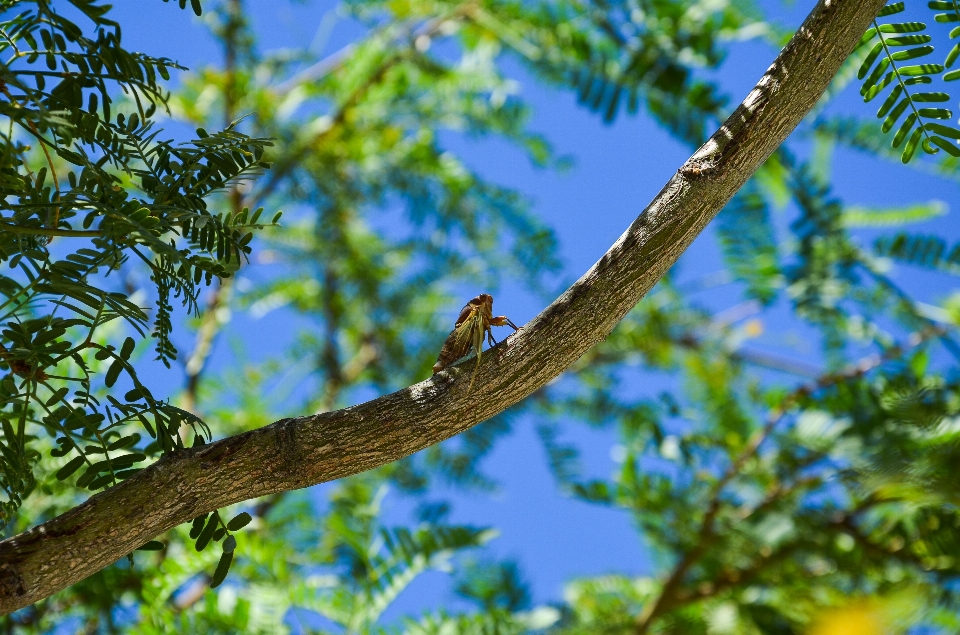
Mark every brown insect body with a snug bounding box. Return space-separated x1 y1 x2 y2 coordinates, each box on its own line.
432 293 518 391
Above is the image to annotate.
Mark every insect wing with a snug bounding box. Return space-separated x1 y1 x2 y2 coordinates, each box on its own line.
433 309 481 372
466 312 486 393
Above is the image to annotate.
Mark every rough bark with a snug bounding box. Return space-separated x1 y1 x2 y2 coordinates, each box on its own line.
0 0 885 614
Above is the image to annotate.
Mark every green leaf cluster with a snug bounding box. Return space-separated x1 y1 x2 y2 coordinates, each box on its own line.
9 0 960 634
0 0 276 530
857 2 960 162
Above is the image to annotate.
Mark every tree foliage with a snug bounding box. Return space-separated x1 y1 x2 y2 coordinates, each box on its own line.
5 0 960 633
0 0 279 533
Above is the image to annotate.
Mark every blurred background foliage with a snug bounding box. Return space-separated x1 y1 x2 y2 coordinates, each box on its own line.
6 0 960 632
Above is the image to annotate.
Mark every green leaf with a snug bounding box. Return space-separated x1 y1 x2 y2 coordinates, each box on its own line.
119 337 135 361
893 112 917 147
717 188 780 305
902 126 924 162
875 233 950 270
930 136 960 156
223 535 237 553
877 85 904 118
885 35 932 45
136 540 164 551
911 91 950 102
110 453 145 469
842 200 947 227
195 514 218 551
890 45 934 62
910 348 930 376
946 43 960 68
1 378 16 395
858 42 885 79
76 460 110 487
45 386 69 406
210 550 233 588
863 72 896 101
881 97 909 132
861 57 891 95
899 63 944 76
227 512 252 531
879 1 905 15
878 22 926 34
104 359 123 388
190 514 208 539
107 434 141 451
917 108 952 119
55 456 85 481
923 122 960 139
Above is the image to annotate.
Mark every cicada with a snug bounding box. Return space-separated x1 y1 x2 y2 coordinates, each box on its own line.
432 293 519 392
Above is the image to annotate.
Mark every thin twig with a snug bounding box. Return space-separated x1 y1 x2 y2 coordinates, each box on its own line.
0 84 61 234
633 324 948 633
246 5 475 210
0 221 100 238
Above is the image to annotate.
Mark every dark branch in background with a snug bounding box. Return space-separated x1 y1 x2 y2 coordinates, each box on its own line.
320 262 345 411
182 282 232 415
243 53 407 208
633 325 947 632
579 297 823 378
271 5 469 96
182 0 245 415
180 7 413 409
245 4 476 209
0 0 885 614
172 1 248 603
176 5 361 605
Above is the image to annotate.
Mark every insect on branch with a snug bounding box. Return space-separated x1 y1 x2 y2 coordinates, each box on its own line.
432 293 519 393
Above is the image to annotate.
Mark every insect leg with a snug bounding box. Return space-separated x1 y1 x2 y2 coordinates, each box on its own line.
490 316 520 331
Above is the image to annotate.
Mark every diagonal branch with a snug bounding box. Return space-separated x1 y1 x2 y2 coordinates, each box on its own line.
246 9 469 210
0 0 885 615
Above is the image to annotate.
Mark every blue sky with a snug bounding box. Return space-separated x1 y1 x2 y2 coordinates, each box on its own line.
104 0 960 625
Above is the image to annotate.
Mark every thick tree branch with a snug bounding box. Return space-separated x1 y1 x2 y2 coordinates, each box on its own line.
0 0 884 614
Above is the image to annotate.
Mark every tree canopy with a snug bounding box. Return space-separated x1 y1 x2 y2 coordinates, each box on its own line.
4 0 960 632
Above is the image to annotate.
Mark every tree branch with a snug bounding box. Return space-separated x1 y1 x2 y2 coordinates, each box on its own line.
0 221 101 238
0 0 885 614
633 326 947 632
181 0 245 418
